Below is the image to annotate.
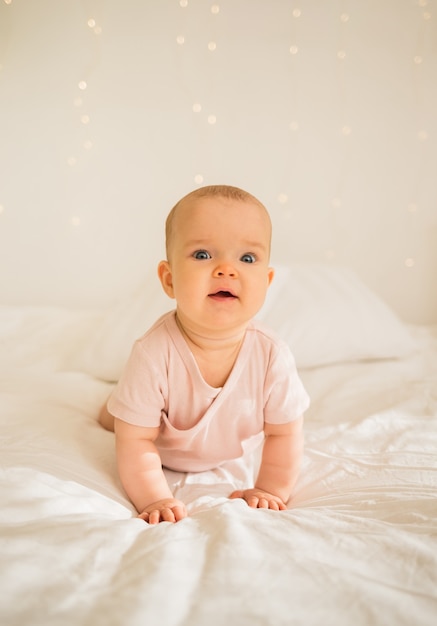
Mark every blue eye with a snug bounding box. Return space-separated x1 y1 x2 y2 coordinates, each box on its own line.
240 253 256 263
193 250 211 260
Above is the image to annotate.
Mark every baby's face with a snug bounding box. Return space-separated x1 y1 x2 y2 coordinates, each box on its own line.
159 196 274 338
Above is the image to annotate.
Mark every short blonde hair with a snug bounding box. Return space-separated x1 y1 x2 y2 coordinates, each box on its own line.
165 185 270 260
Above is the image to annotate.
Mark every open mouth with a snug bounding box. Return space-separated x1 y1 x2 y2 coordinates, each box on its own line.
208 290 237 300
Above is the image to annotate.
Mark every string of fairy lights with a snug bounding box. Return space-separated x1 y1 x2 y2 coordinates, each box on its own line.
172 0 433 269
66 10 103 228
406 0 432 270
176 1 221 187
326 3 351 262
0 0 434 273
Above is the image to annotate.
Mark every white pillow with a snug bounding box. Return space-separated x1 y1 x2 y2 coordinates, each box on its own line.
257 264 417 369
76 264 417 380
76 270 172 381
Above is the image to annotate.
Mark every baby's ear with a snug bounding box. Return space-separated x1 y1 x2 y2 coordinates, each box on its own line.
267 266 275 286
157 260 175 299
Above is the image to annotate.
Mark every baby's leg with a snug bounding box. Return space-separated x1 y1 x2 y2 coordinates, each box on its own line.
98 403 115 432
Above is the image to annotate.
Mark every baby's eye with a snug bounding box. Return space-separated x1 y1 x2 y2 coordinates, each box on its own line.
193 250 211 260
240 253 256 264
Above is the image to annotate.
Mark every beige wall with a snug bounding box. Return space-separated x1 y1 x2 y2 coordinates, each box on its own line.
0 0 436 323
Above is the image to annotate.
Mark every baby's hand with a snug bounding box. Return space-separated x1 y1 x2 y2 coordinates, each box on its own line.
137 498 187 524
229 489 287 511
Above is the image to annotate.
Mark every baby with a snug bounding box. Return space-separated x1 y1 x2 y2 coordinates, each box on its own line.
99 184 309 524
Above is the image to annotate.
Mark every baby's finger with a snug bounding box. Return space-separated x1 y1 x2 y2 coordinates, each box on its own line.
247 495 260 508
229 490 244 500
258 497 269 509
268 499 280 511
171 505 187 522
160 507 176 523
148 509 162 525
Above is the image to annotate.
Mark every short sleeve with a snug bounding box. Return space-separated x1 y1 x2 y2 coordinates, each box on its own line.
263 342 310 424
107 340 167 427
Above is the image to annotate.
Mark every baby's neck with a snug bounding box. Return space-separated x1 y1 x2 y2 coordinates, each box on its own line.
175 314 248 388
175 314 247 353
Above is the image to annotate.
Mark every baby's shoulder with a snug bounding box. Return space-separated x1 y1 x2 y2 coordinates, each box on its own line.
249 318 289 354
250 317 282 341
134 310 176 351
249 319 299 373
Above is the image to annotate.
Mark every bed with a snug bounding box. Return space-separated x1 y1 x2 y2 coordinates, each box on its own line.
1 264 436 626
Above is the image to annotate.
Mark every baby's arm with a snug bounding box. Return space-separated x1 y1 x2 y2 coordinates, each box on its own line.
230 417 304 510
114 419 187 524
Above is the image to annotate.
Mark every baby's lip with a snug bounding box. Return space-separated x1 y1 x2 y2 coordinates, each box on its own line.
208 290 238 299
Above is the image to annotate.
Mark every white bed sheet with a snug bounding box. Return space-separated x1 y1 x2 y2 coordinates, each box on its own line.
1 305 436 626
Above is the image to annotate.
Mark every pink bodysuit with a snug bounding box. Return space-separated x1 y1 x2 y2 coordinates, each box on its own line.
107 311 310 472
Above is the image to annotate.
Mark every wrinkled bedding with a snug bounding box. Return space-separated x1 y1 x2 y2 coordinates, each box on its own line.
1 305 436 626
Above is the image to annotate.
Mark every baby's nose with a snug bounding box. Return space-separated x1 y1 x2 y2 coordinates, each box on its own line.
213 262 238 278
